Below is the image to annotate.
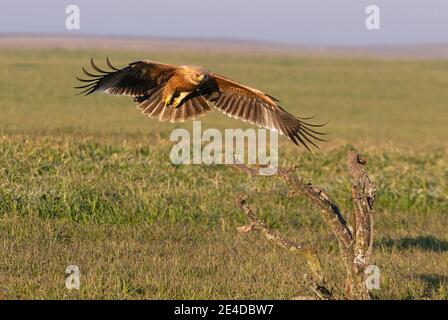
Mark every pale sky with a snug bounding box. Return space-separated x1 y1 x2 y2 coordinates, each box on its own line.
1 0 447 45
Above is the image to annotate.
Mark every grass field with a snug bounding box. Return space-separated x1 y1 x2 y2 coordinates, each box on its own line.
0 48 447 299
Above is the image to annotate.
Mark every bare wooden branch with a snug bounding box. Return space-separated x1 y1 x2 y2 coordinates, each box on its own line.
230 161 260 176
230 150 377 300
230 154 271 176
348 152 376 266
231 162 354 271
344 151 377 299
235 194 332 300
276 167 354 271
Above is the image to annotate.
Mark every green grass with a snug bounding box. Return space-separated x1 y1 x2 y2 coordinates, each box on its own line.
0 49 447 299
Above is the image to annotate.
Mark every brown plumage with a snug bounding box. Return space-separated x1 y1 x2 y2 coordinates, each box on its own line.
75 58 327 150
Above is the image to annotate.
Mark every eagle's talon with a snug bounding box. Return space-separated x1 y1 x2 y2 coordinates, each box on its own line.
172 98 182 108
164 97 172 107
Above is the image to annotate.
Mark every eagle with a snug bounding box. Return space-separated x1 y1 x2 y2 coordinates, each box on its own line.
76 58 326 150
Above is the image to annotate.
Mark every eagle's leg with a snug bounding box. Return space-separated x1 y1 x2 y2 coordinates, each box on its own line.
164 91 190 107
164 95 174 107
171 91 190 108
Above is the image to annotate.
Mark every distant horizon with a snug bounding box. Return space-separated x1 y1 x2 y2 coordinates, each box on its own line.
3 32 448 48
3 33 448 60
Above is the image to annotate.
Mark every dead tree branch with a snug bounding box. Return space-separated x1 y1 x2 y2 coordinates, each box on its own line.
231 151 377 300
235 194 332 300
345 151 377 298
276 167 354 275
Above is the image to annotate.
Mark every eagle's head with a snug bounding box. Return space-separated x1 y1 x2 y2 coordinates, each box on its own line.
180 65 210 85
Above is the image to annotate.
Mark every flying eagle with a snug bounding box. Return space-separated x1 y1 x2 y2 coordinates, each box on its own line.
76 58 326 150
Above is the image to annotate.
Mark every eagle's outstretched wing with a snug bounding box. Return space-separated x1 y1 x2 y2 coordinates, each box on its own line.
201 74 327 150
76 59 212 122
75 58 176 96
